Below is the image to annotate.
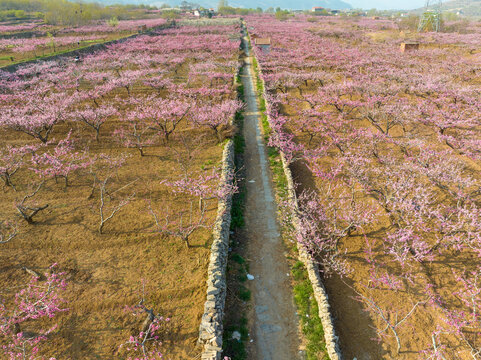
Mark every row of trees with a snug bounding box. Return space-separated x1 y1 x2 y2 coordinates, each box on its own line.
249 14 481 358
0 20 242 358
0 34 104 55
0 0 160 26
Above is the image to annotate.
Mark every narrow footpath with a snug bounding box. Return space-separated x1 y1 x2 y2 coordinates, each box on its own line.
239 31 301 360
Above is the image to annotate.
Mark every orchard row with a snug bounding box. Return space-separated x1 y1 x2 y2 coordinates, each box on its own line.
249 14 481 358
0 20 241 359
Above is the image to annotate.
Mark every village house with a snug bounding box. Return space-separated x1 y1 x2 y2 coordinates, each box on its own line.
254 37 271 52
311 6 325 13
193 8 215 17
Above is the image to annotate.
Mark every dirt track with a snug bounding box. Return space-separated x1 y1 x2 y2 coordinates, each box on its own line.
240 33 301 360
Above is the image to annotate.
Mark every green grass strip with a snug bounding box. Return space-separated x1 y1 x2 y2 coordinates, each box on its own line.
292 261 329 360
248 27 330 360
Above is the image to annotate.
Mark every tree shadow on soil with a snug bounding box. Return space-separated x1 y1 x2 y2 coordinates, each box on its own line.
289 159 388 359
325 274 388 360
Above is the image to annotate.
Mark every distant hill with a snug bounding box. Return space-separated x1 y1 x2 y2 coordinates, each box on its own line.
414 0 481 16
442 0 481 16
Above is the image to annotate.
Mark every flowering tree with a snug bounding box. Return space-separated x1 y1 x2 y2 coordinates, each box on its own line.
436 267 481 357
151 168 237 249
284 186 373 277
31 133 91 187
114 120 157 157
119 282 170 360
0 145 39 189
0 92 77 144
108 69 145 97
73 104 118 142
161 167 238 208
0 264 67 360
355 287 430 355
0 18 242 359
191 100 242 141
97 174 135 234
149 199 210 249
246 14 481 357
145 97 191 143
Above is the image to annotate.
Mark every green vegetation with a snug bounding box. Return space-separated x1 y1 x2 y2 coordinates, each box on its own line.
250 55 271 140
161 10 181 20
218 6 263 15
107 16 119 27
218 1 263 16
230 107 245 230
230 73 246 229
236 73 244 100
398 14 420 31
223 316 249 360
222 50 250 360
292 261 329 360
275 9 291 21
267 146 288 199
0 8 29 21
231 253 245 265
0 0 158 26
223 248 250 359
230 159 245 229
238 285 251 301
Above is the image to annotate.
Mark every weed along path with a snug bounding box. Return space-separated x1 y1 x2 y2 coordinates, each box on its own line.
239 32 301 360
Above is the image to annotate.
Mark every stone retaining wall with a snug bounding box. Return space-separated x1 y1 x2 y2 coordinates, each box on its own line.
197 26 241 360
0 31 44 39
279 152 343 360
254 44 343 360
197 138 235 360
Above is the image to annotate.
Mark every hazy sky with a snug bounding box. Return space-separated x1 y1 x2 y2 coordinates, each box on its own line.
348 0 426 10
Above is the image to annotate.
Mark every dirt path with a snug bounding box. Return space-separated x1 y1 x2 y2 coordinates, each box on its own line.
240 32 301 360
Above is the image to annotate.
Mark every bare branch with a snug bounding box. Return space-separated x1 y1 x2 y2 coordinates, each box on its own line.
148 200 210 249
98 176 135 234
0 221 17 244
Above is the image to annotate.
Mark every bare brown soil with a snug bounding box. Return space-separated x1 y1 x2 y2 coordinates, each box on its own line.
0 125 224 359
285 110 478 359
0 89 229 359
